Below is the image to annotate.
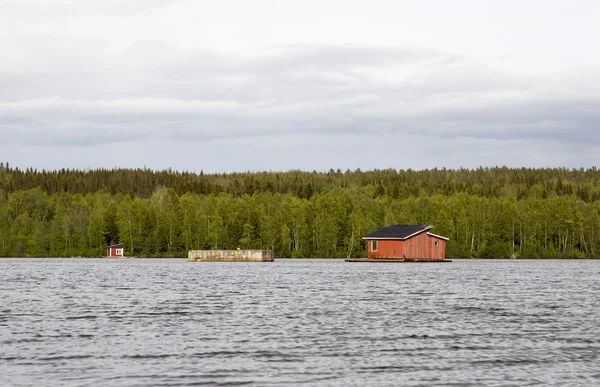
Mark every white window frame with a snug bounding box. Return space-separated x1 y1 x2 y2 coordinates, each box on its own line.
116 248 123 255
371 240 378 252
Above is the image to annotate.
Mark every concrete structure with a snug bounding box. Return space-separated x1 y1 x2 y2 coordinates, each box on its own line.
360 224 449 261
107 243 124 258
188 250 274 262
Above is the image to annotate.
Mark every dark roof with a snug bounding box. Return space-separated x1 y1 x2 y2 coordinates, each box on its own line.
363 224 432 240
108 243 124 248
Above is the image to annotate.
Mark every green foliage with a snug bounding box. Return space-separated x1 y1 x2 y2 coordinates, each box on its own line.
1 163 600 258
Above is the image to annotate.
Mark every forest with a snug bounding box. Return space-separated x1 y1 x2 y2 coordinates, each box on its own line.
1 162 600 258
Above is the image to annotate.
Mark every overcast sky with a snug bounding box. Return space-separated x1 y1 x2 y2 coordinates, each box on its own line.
1 0 599 173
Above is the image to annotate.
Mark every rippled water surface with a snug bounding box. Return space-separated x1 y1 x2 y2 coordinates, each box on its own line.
1 258 600 386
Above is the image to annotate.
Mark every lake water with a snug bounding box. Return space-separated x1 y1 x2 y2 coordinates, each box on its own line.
1 258 599 386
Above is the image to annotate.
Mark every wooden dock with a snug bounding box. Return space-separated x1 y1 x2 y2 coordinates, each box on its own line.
345 258 452 263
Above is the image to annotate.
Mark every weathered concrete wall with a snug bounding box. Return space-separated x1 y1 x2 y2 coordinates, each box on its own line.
188 250 274 262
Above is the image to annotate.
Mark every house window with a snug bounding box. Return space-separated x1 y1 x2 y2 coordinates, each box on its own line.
372 240 378 251
116 249 123 255
434 241 439 247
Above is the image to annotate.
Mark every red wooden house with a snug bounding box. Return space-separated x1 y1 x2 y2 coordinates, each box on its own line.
363 224 448 261
107 243 125 258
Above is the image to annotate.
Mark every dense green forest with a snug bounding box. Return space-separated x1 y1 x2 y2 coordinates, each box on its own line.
2 162 600 258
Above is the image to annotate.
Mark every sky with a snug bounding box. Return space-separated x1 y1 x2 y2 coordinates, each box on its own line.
1 0 600 173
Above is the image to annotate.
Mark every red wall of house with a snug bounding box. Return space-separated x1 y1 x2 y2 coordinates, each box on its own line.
433 236 447 260
108 247 123 257
368 239 405 258
367 232 446 260
404 232 446 260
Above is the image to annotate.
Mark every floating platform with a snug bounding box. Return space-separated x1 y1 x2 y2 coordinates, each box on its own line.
345 258 452 263
188 250 274 262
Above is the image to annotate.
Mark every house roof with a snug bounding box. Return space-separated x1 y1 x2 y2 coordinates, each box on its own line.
108 243 124 248
362 224 433 240
427 232 449 241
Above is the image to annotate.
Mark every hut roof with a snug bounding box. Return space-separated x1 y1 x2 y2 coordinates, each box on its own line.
362 224 432 240
107 243 124 248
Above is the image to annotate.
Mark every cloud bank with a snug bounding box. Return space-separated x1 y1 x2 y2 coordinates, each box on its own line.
1 0 600 172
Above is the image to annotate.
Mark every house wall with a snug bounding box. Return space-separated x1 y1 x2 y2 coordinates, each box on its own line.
108 247 123 257
404 232 446 260
368 239 404 258
429 237 447 260
367 232 447 260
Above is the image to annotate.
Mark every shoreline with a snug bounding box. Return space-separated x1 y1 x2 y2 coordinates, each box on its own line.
2 256 600 260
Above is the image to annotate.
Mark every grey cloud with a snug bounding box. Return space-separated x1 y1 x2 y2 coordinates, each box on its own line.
1 39 600 153
249 44 445 72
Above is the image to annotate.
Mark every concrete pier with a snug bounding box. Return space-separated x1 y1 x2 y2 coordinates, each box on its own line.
188 250 274 262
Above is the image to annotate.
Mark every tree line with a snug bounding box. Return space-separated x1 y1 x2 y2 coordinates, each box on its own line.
1 163 600 258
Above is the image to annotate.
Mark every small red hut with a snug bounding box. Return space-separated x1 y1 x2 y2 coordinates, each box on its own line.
363 224 448 261
107 243 125 258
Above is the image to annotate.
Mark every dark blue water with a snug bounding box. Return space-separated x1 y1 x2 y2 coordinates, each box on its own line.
1 258 599 386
